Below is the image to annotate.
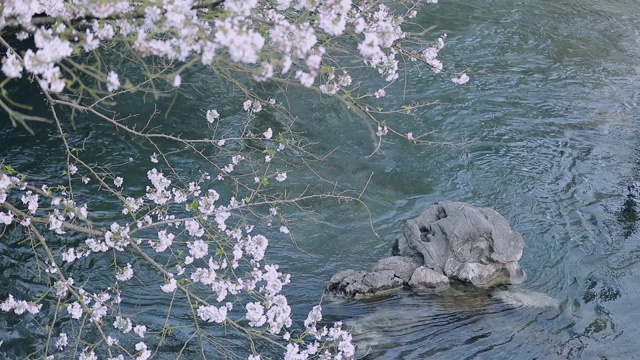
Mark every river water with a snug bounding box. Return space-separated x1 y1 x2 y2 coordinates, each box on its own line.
2 0 640 359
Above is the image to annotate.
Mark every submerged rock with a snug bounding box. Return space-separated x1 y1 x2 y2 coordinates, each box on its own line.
326 201 527 298
344 286 561 359
491 289 561 309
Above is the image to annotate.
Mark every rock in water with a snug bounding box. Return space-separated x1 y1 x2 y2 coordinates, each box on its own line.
396 201 526 287
327 201 527 298
408 266 450 291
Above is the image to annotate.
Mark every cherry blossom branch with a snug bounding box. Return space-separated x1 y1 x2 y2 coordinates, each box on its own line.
0 1 469 358
21 1 226 28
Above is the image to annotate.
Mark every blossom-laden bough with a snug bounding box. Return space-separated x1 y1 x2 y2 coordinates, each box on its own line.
0 0 468 359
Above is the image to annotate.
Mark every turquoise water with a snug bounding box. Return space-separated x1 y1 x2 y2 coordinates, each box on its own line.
2 0 640 358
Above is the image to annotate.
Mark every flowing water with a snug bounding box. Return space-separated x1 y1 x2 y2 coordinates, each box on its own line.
2 0 640 359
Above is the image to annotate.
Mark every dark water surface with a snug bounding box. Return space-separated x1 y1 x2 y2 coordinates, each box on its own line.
2 0 640 359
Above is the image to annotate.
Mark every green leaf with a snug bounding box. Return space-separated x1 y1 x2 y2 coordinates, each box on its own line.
188 199 199 211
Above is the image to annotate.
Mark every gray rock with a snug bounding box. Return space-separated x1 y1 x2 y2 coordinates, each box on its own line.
326 269 404 298
372 256 421 283
408 266 450 291
504 261 527 284
399 201 526 287
361 270 403 291
326 269 366 294
329 269 359 285
326 201 527 298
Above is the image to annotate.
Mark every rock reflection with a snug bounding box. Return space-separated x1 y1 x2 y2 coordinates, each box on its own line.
582 275 621 304
617 183 640 238
338 285 562 359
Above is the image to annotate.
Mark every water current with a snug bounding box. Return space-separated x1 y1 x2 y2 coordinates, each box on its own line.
2 0 640 359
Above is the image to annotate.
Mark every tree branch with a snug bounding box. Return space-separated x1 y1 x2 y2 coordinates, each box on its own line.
24 0 226 28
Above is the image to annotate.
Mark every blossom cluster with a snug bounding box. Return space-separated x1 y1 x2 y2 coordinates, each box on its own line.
0 162 355 359
1 0 448 96
1 294 42 315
